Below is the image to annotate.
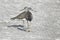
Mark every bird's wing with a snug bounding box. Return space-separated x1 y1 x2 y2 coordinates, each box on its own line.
15 11 26 18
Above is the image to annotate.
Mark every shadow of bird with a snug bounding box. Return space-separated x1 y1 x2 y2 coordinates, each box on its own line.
8 25 24 27
8 25 26 32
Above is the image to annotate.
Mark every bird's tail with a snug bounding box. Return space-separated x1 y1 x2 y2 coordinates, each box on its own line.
11 17 16 20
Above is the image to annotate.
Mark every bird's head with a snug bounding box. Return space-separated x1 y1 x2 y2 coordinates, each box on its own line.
20 6 37 12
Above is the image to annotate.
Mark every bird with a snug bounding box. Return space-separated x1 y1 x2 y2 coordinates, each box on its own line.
11 7 34 32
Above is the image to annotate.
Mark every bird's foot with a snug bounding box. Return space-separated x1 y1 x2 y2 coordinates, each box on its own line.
24 29 31 32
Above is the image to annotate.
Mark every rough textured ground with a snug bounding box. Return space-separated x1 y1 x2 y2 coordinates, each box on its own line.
0 0 60 40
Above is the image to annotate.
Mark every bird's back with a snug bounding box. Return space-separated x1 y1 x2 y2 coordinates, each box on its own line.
11 11 33 21
11 11 27 20
16 11 27 19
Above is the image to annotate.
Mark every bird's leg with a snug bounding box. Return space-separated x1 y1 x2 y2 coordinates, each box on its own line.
24 21 31 32
22 20 24 26
27 21 30 29
22 20 27 30
23 20 31 32
27 21 32 29
22 20 28 30
29 21 31 28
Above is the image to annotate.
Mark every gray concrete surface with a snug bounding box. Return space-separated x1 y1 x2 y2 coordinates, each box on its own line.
0 0 60 40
